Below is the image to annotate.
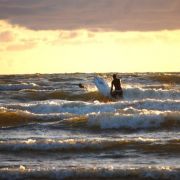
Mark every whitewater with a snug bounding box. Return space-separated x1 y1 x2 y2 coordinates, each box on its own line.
0 73 180 179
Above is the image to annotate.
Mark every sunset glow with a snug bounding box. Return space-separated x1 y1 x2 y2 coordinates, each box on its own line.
0 0 180 74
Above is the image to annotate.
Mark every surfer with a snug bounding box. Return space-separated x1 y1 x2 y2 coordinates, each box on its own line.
78 83 85 88
110 74 123 98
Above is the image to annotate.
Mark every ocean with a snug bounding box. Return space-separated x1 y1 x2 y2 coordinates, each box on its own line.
0 72 180 179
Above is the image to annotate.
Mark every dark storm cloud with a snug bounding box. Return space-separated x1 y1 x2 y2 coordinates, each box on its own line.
0 0 180 31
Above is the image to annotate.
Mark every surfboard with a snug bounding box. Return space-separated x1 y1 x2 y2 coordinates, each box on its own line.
94 76 111 98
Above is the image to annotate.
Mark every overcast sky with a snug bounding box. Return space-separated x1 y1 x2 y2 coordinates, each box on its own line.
0 0 180 31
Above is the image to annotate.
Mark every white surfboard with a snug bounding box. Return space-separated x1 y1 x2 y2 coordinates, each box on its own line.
94 76 111 98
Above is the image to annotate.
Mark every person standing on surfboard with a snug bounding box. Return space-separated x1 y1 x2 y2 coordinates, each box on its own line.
110 74 123 98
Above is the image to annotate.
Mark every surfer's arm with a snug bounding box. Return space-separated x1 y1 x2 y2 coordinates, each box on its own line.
110 82 113 93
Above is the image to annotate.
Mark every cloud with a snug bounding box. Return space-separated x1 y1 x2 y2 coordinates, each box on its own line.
0 0 180 31
0 21 39 51
0 31 14 42
59 31 79 39
6 42 36 51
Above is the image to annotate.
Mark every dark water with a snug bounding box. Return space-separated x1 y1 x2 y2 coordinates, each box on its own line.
0 73 180 179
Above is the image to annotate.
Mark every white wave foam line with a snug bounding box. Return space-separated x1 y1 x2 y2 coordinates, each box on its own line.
123 87 180 100
132 99 180 111
4 99 180 116
1 136 180 152
113 99 180 111
0 106 76 122
0 83 38 91
87 111 180 129
0 166 180 180
6 100 116 115
0 137 160 152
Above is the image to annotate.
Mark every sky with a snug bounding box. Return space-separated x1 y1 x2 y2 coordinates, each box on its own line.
0 0 180 74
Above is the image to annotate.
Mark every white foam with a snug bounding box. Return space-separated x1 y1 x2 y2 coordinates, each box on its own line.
123 87 180 100
0 166 179 180
7 100 115 115
2 101 180 130
88 111 180 129
133 99 180 111
5 99 180 116
0 137 166 151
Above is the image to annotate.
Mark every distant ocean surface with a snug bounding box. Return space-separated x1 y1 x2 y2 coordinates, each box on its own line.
0 72 180 179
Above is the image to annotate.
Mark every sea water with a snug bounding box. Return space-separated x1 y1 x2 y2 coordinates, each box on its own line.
0 73 180 179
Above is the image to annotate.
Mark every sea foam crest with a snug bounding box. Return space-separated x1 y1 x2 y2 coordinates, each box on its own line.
87 111 180 129
7 100 115 115
5 99 180 115
0 166 179 180
123 87 180 100
0 137 178 152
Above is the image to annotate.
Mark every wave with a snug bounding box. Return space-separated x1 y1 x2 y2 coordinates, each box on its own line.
1 75 179 103
151 73 180 84
12 90 108 102
5 99 180 115
0 105 180 131
1 97 180 130
0 138 180 153
0 166 180 180
7 86 180 103
0 107 73 128
5 100 112 115
49 77 83 82
0 100 180 130
123 87 180 100
0 107 39 128
0 83 38 91
87 111 180 130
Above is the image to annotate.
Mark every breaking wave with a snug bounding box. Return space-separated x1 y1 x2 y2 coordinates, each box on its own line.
5 99 180 115
1 102 180 130
0 137 180 154
151 73 180 84
87 111 180 130
7 86 180 102
0 166 180 180
123 87 180 100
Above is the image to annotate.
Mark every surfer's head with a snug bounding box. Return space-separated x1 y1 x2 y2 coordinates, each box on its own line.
113 74 117 79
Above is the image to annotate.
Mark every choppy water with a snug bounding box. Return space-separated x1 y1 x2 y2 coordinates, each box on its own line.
0 73 180 179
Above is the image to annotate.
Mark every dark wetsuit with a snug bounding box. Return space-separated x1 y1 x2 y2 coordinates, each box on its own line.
110 78 123 98
78 83 85 88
